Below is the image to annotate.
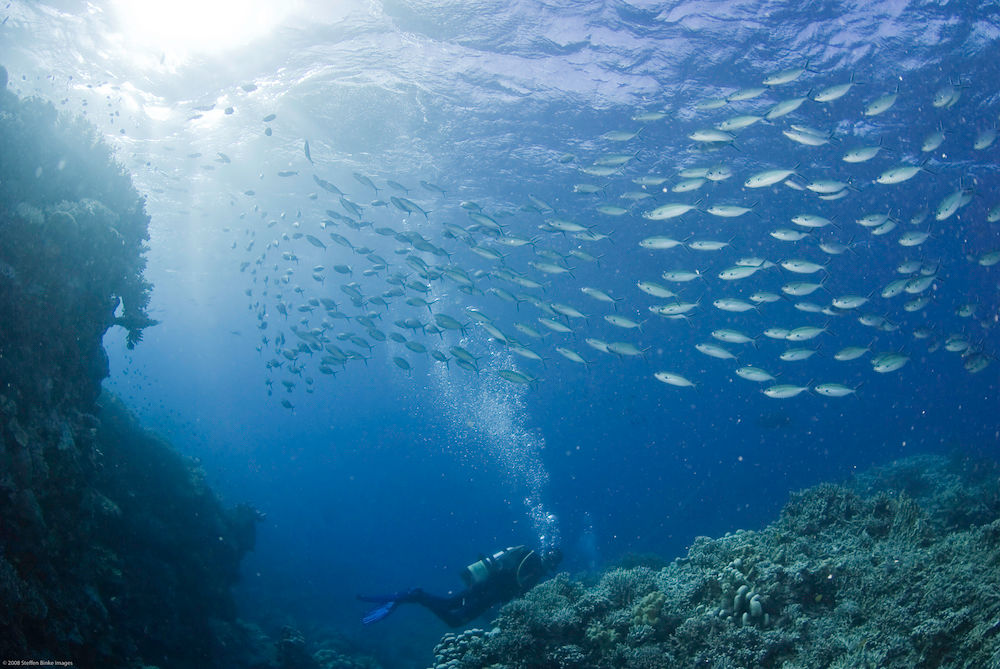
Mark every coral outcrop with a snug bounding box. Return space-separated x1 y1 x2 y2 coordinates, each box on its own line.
0 67 256 667
430 454 1000 668
275 626 383 669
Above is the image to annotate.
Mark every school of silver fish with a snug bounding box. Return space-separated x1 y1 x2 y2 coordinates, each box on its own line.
228 62 998 407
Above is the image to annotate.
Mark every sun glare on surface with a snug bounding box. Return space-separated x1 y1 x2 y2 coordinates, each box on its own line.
112 0 292 62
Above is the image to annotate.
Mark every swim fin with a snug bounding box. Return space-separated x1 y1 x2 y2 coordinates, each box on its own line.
362 600 398 625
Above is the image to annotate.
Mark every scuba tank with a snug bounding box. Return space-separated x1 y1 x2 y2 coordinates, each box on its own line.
461 546 543 590
462 547 515 587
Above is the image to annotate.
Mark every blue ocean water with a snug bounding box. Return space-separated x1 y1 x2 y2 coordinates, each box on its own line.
1 0 998 665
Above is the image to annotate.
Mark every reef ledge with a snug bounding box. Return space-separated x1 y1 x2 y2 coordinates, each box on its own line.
0 66 257 668
431 453 1000 669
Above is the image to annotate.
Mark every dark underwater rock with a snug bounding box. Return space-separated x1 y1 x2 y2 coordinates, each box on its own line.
91 393 262 665
430 454 1000 669
0 75 154 409
0 389 263 668
0 73 259 667
271 626 382 669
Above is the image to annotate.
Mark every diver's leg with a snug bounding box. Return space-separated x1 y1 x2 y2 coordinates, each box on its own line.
409 590 471 627
357 588 424 624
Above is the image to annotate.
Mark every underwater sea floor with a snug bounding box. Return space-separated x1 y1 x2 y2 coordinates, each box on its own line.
425 454 1000 669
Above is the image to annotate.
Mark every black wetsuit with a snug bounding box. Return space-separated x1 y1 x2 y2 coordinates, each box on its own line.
411 563 536 627
373 545 545 627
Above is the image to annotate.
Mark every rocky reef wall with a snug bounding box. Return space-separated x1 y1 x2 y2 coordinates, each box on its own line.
0 67 257 668
431 454 1000 669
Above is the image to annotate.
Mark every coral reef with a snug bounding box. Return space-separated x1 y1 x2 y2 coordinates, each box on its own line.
430 454 1000 668
283 626 383 669
0 67 383 669
0 68 259 667
0 66 155 405
0 386 262 668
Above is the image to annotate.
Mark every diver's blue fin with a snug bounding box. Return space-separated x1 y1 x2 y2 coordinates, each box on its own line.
362 600 398 625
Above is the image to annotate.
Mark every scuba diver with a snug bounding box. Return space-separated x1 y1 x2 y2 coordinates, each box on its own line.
358 545 562 627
